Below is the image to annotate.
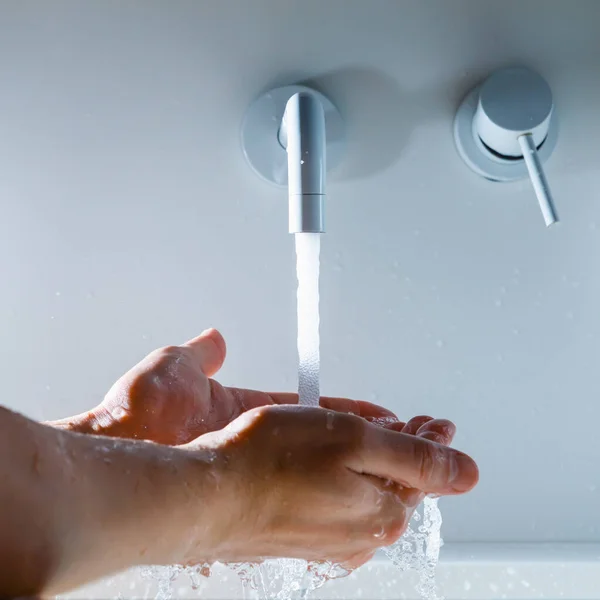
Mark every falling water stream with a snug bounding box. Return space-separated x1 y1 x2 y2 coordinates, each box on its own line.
295 233 321 407
142 232 444 599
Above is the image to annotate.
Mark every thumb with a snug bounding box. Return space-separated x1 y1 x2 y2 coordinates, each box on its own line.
181 328 227 377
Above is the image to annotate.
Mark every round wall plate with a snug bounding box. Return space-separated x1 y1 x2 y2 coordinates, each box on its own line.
241 85 345 187
453 85 558 182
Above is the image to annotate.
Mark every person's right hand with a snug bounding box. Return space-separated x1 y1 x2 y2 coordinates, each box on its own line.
178 404 478 570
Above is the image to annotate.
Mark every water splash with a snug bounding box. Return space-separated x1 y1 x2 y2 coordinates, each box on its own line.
228 559 349 600
383 497 444 599
295 233 320 406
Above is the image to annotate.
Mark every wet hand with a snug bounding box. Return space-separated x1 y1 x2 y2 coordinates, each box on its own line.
180 404 478 568
51 329 403 445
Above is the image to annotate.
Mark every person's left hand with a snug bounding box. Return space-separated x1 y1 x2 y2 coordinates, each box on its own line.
49 329 402 445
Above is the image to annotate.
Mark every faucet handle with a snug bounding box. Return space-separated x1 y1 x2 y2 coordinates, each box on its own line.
518 133 558 226
454 67 560 227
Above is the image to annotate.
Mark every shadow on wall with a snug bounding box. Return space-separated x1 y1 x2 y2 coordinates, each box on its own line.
254 58 600 184
257 66 489 182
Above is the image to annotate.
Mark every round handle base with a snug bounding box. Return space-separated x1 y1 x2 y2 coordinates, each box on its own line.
453 85 558 183
241 85 345 187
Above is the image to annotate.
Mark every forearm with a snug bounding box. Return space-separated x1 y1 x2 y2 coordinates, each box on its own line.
0 406 218 596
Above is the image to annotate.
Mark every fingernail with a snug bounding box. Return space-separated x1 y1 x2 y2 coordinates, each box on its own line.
449 452 478 492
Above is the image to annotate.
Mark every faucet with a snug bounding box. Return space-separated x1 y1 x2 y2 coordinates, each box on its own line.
241 84 344 231
279 92 326 233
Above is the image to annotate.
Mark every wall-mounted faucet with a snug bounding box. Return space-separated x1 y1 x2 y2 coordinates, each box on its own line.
454 67 559 227
241 84 344 232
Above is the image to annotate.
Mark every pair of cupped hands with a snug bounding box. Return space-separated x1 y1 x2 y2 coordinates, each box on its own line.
52 329 478 569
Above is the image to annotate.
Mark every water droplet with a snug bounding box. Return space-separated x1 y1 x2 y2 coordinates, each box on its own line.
500 286 507 295
300 160 305 164
490 582 499 593
435 339 444 349
142 334 149 340
506 567 517 576
373 527 385 538
495 299 503 308
464 581 471 591
45 385 51 391
590 485 598 493
496 354 504 362
512 328 520 336
55 291 61 297
50 316 55 320
413 229 421 236
326 411 334 430
566 311 574 320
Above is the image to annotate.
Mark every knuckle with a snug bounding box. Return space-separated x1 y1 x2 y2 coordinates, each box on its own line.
247 404 279 427
414 441 437 486
158 345 183 358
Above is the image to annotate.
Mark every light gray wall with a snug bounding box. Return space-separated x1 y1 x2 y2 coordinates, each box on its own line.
1 0 599 543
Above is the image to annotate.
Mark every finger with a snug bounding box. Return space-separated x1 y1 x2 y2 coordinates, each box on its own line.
402 415 433 435
381 421 406 432
181 328 226 377
349 423 479 495
265 394 400 424
417 431 449 445
319 397 399 423
224 387 284 411
416 419 456 446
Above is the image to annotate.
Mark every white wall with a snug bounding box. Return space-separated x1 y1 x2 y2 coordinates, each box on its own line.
0 0 599 544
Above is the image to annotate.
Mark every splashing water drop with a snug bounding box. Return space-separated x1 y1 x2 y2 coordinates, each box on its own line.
326 411 334 430
383 497 444 599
